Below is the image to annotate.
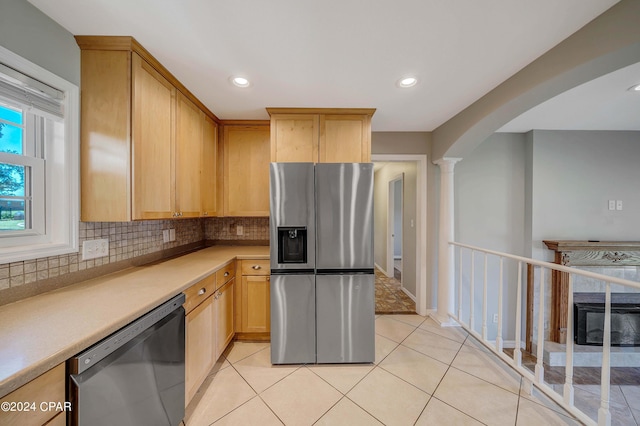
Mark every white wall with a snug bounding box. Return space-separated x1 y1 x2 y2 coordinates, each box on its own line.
455 133 526 340
530 130 640 260
0 0 80 85
374 162 418 297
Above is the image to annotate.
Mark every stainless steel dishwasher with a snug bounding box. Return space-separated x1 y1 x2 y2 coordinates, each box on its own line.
68 293 185 426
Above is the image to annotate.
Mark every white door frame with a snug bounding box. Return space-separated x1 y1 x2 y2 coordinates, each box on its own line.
372 154 428 316
387 174 403 280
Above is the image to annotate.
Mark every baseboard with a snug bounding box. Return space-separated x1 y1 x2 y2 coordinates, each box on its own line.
374 262 391 277
401 287 416 302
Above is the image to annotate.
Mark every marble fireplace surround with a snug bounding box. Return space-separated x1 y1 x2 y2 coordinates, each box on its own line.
542 240 640 345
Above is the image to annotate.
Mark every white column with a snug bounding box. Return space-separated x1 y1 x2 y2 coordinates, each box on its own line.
434 157 461 326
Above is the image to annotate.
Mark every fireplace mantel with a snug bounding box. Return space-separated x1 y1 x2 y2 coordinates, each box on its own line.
540 240 640 344
544 240 640 266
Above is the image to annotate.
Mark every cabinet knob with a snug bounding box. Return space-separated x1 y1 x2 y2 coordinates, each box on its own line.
252 265 261 270
203 212 208 216
224 272 230 277
198 288 206 296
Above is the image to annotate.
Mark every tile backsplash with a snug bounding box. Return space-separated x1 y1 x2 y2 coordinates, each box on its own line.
0 217 269 305
204 217 269 242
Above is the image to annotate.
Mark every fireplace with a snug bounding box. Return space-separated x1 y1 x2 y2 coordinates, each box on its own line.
574 293 640 346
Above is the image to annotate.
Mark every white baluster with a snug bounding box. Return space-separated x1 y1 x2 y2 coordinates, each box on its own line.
513 261 522 367
564 274 575 407
496 257 504 352
482 253 488 341
598 282 612 426
458 247 463 322
470 250 475 332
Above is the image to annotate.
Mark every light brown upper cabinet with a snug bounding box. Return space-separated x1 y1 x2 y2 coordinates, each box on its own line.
131 55 176 219
222 123 270 216
267 108 375 163
201 115 220 217
76 36 220 221
175 92 203 218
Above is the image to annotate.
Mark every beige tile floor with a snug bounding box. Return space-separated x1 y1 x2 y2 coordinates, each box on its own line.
185 315 583 426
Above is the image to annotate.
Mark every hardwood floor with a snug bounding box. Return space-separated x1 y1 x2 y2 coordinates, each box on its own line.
504 348 640 385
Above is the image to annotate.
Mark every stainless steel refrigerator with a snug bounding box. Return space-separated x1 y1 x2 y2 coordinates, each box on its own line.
270 162 375 364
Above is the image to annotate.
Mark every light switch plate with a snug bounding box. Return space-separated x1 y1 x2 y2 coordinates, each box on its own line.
616 200 623 211
237 225 244 236
163 229 170 243
169 229 176 241
83 238 109 260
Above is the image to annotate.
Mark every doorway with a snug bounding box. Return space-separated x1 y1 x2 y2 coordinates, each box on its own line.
372 154 427 315
389 176 403 284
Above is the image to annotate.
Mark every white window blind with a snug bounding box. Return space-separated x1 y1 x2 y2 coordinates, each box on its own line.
0 62 64 118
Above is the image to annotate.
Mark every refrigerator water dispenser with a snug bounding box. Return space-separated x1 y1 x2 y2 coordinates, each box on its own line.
277 227 307 264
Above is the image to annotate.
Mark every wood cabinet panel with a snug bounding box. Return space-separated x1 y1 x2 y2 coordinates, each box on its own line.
175 92 203 218
0 363 64 426
201 115 219 217
132 53 175 220
240 259 269 276
319 114 371 162
241 275 270 333
223 125 270 216
270 114 318 162
267 108 374 164
183 273 217 314
185 296 215 405
79 50 131 222
215 278 235 359
216 261 236 286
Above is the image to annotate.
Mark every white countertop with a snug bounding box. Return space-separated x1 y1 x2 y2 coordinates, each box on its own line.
0 245 269 398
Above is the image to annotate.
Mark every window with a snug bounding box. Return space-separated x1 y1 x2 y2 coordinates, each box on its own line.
0 46 79 263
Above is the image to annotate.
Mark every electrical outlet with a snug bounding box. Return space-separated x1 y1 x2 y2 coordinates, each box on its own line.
492 313 498 323
169 229 176 242
237 225 244 236
608 200 616 210
616 200 623 211
163 229 170 243
82 238 109 260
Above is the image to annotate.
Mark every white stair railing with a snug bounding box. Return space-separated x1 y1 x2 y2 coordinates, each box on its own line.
450 242 640 426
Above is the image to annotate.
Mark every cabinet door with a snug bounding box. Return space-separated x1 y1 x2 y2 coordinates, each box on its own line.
79 50 131 222
241 275 270 332
201 115 219 217
175 92 203 218
270 114 319 162
215 278 235 359
132 53 176 219
0 363 64 426
223 125 270 216
185 296 215 405
319 114 371 163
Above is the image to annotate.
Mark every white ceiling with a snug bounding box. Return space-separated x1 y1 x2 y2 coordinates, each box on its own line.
27 0 623 132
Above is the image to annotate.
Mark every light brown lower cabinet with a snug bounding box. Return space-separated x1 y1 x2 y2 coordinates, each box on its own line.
184 262 236 406
0 363 65 426
214 278 235 360
236 259 271 337
185 293 215 405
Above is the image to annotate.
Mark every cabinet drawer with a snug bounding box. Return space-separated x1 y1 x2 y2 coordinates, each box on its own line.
0 363 65 426
183 274 217 314
240 259 270 275
216 261 236 287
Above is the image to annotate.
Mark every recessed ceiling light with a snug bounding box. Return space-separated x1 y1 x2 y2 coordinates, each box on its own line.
628 83 640 92
230 76 251 88
397 76 418 88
